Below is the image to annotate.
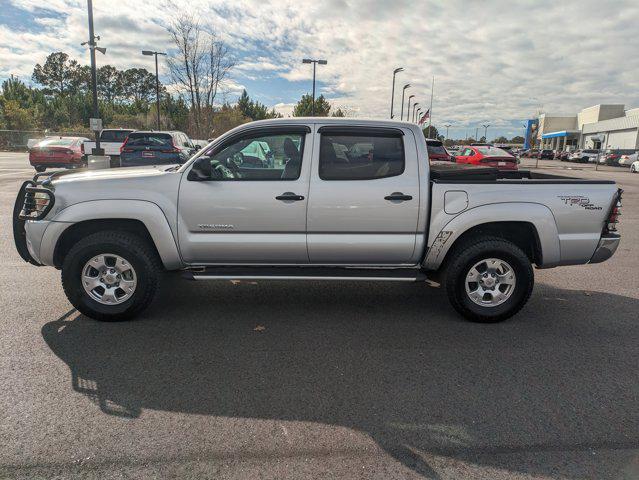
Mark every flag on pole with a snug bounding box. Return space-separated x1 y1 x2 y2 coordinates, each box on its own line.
419 109 430 125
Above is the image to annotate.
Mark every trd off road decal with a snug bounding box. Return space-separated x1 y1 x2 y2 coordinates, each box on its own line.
558 196 602 210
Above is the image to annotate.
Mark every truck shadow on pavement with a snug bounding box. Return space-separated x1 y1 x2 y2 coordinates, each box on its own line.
42 279 639 479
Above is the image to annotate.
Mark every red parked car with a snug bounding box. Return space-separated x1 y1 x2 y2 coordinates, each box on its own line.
454 145 518 170
425 139 453 161
29 136 90 172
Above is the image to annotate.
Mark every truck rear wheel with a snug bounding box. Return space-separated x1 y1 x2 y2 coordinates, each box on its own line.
61 231 162 321
445 236 534 323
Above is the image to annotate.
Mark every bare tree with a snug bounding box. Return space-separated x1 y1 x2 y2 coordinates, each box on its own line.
166 12 235 136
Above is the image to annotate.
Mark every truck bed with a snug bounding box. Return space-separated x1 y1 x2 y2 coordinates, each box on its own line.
425 163 620 270
429 163 615 184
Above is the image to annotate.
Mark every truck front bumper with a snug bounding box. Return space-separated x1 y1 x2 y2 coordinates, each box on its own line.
589 233 621 264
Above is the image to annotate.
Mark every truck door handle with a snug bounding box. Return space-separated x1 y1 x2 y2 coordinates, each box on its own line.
384 193 413 201
276 192 305 201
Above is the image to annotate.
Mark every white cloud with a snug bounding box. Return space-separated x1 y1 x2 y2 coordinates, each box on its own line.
3 0 639 138
273 102 295 118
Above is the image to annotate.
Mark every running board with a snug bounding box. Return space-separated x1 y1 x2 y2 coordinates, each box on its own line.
183 266 428 282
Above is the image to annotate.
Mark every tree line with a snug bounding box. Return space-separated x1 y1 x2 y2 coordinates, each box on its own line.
0 13 350 140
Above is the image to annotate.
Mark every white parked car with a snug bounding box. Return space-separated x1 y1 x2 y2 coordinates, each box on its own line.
631 160 639 173
619 151 638 167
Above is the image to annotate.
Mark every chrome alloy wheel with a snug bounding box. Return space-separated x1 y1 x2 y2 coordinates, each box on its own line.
465 258 516 307
82 254 137 305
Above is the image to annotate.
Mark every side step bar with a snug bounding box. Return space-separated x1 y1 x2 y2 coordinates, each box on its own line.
183 266 428 282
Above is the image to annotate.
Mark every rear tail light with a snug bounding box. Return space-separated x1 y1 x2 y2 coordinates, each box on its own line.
605 189 623 233
19 186 55 220
162 140 180 153
120 137 129 154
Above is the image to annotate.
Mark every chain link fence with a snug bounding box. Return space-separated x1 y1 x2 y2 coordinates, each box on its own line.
0 130 90 151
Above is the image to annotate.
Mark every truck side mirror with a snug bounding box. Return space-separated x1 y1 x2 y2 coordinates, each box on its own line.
187 156 212 181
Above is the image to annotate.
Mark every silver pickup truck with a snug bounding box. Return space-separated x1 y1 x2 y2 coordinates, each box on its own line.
13 118 622 323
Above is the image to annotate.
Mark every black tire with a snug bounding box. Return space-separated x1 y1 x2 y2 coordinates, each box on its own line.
35 166 45 173
61 231 162 321
444 236 534 323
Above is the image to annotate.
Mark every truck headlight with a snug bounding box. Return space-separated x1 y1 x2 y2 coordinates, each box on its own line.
19 186 55 220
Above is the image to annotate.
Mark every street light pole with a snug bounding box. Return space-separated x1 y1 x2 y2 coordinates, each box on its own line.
444 124 451 142
412 103 419 123
302 58 327 116
416 108 422 124
390 67 403 119
85 0 106 155
406 95 415 122
400 84 410 122
142 50 167 130
482 124 490 142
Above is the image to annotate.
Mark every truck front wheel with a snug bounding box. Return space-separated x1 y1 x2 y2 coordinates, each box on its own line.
61 231 162 321
445 236 534 323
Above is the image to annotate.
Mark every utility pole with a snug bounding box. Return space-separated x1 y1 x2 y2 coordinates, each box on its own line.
390 67 403 119
444 124 451 142
475 127 479 141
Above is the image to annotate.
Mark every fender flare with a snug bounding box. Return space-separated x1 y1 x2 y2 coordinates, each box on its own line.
39 200 183 270
422 202 560 270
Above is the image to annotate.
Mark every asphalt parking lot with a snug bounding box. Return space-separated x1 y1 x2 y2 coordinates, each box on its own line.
0 151 638 480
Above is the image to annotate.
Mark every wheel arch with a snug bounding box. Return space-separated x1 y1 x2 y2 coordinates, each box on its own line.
423 203 560 271
40 200 183 270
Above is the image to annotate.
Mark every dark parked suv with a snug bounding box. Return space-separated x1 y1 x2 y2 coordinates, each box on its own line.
120 131 198 167
538 149 554 159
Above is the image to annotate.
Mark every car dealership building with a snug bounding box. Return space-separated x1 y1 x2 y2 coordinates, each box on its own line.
535 104 639 151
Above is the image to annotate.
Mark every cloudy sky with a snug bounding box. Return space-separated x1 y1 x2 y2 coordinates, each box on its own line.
1 0 638 139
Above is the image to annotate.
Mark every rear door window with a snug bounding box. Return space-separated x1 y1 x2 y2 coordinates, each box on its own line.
319 132 404 180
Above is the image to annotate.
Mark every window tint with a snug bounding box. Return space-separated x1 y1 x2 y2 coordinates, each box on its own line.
100 130 133 142
319 133 404 180
127 133 173 147
476 147 515 157
204 132 305 181
427 144 447 155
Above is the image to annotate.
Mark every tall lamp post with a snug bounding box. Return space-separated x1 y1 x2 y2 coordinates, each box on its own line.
84 0 106 155
482 124 490 142
412 103 419 123
390 67 403 119
444 124 451 142
406 94 415 122
415 108 422 124
302 58 327 116
142 50 167 130
400 84 410 122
